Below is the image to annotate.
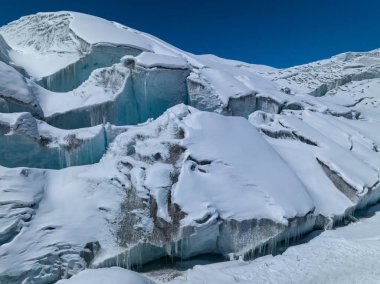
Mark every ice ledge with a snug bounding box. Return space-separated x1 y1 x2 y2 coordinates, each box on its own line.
133 52 189 70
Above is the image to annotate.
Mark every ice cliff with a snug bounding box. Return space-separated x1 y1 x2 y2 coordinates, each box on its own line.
1 11 380 283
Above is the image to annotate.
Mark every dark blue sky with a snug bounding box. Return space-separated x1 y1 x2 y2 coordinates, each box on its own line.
1 0 380 68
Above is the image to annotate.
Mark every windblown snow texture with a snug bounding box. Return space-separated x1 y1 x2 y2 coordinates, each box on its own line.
1 11 380 284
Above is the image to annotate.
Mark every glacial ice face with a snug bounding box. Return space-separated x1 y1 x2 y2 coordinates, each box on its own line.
0 112 128 169
42 58 191 130
129 57 190 122
2 11 380 284
41 64 133 129
0 62 43 117
0 35 12 66
165 208 380 284
38 45 142 92
0 57 190 131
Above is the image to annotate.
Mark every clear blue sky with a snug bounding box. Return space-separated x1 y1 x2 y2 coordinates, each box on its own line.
1 0 380 68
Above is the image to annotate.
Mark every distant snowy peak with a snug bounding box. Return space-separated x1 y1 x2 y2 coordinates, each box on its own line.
0 12 186 78
263 49 380 97
0 12 155 54
1 13 78 54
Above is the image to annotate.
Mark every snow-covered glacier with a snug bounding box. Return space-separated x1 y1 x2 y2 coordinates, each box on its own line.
1 11 380 283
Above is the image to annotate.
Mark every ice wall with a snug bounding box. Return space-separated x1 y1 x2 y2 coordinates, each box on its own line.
44 58 191 130
0 113 118 169
37 45 142 92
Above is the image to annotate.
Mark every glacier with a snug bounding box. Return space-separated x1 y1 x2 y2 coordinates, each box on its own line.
0 11 380 284
162 204 380 284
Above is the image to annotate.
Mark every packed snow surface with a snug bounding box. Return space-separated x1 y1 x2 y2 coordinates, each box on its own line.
56 267 155 284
